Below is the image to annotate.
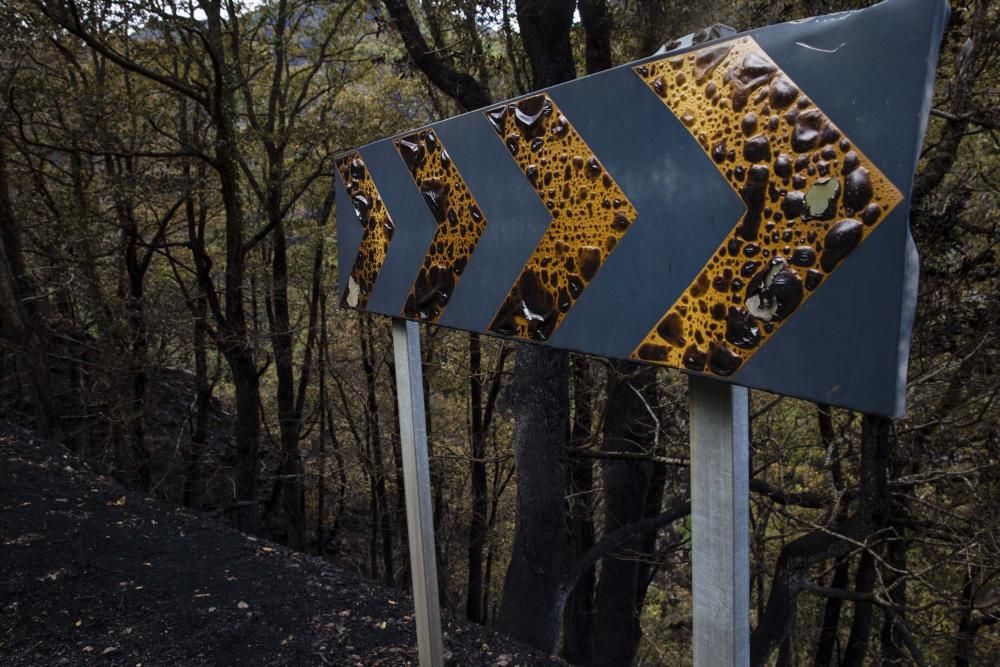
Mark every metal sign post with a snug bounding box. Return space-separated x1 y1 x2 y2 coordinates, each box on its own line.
690 376 750 666
391 318 444 667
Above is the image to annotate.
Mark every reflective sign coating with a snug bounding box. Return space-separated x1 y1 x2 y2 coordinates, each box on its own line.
336 154 396 309
630 37 903 377
395 130 490 323
484 95 638 342
334 0 949 417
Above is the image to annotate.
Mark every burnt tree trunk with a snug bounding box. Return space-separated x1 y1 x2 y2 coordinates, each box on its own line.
179 105 211 509
0 142 63 439
879 456 910 666
813 559 849 667
185 293 212 507
360 318 394 585
496 344 571 651
841 551 878 666
561 356 597 663
124 265 150 491
205 0 262 534
952 570 998 667
514 0 577 89
225 344 262 533
561 5 611 659
813 405 848 667
267 217 306 550
591 363 659 667
467 333 489 623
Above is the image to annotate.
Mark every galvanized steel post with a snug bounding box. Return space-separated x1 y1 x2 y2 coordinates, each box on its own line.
689 376 750 666
391 319 444 666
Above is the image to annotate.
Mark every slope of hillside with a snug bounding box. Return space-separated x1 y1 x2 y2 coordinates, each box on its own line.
0 423 563 666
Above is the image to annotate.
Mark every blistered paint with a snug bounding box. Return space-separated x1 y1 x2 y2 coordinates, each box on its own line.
631 37 901 376
395 130 488 322
484 94 638 341
336 153 396 309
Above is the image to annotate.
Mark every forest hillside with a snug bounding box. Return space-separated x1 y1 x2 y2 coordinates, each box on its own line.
0 422 559 665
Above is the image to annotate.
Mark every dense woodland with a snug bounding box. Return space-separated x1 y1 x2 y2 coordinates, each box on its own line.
0 0 998 664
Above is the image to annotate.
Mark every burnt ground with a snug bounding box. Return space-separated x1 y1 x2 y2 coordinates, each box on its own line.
0 423 564 666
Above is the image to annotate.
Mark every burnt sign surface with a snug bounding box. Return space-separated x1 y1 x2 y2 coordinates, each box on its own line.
334 0 948 417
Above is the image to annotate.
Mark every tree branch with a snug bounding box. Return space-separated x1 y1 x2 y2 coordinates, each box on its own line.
381 0 492 110
34 1 207 106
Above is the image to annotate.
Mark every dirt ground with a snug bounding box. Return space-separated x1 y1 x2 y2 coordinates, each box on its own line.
0 423 564 666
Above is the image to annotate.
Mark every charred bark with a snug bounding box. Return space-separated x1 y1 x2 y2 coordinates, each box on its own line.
561 357 597 663
515 0 576 88
591 363 659 667
841 551 878 666
496 344 571 651
813 558 849 667
0 141 63 439
360 318 394 586
467 333 489 623
578 0 612 74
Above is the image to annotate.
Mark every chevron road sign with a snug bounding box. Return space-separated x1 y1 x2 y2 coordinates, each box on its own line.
335 0 948 418
337 1 949 664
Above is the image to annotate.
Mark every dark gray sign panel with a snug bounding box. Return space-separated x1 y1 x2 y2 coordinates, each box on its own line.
334 0 948 417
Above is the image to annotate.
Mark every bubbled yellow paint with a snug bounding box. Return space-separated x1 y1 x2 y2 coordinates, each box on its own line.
631 37 902 376
484 94 638 341
336 153 396 310
395 129 488 322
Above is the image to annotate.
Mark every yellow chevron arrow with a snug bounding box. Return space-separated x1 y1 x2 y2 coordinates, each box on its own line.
394 129 489 323
336 153 396 310
631 37 902 376
483 94 638 341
